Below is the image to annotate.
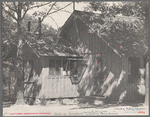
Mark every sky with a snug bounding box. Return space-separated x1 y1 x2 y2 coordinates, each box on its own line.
27 2 90 29
27 1 122 30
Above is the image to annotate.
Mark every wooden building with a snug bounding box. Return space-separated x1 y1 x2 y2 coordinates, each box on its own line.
4 35 84 100
60 10 148 102
5 10 147 103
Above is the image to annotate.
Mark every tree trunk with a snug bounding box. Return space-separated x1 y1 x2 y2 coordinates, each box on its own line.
144 62 149 106
15 2 26 105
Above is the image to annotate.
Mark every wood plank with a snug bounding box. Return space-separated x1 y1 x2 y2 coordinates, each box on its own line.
46 78 50 98
53 78 56 98
129 84 131 101
45 78 48 98
63 77 66 97
54 78 58 98
67 77 71 97
57 77 60 98
132 84 134 100
107 47 111 73
65 77 69 97
54 77 58 98
131 84 133 100
123 57 128 101
93 34 97 53
50 77 53 98
60 77 63 98
69 77 74 97
71 83 75 97
58 77 61 98
62 77 66 97
42 78 46 98
105 45 108 75
94 34 97 54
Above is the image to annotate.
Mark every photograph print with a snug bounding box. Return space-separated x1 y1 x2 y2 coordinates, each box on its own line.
2 1 149 116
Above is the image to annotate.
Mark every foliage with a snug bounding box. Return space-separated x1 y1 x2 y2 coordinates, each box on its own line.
2 9 17 58
84 1 148 55
21 14 58 36
2 1 73 104
86 1 148 19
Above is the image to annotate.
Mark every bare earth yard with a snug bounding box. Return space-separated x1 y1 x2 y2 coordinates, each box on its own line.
3 101 149 116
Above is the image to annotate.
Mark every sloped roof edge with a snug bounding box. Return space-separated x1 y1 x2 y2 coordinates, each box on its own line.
61 10 146 58
60 10 123 58
4 41 40 60
26 41 40 58
60 10 77 34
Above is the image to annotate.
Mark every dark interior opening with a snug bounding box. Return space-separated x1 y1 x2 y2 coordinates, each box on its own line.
128 57 140 83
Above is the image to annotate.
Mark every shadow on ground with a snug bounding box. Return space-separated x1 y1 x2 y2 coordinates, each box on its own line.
69 97 144 110
3 96 144 109
3 100 16 108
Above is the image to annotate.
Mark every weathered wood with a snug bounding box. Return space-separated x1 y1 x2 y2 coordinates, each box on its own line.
22 11 145 103
39 76 79 99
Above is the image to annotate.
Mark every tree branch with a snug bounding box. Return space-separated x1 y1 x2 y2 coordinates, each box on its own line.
28 2 52 9
52 5 72 14
13 2 18 11
48 2 72 15
2 7 17 21
21 9 29 20
34 2 72 33
41 2 57 22
34 2 56 33
4 2 17 12
59 9 72 14
48 16 59 29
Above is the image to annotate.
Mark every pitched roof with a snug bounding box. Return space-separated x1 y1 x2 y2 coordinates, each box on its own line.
27 35 80 57
61 10 148 57
4 34 81 59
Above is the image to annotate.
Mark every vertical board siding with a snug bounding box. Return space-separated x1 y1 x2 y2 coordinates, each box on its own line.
41 76 79 99
95 35 98 53
93 34 97 53
111 49 116 100
121 57 143 102
125 83 144 101
107 46 112 74
24 16 144 102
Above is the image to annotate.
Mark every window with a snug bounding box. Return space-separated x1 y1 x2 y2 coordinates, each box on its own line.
128 57 140 83
63 60 80 76
49 60 61 75
63 58 86 84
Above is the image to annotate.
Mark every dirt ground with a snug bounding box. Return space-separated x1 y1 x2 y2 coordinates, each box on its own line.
3 99 149 116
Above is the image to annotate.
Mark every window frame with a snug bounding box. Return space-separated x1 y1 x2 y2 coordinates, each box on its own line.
63 57 86 84
49 59 62 76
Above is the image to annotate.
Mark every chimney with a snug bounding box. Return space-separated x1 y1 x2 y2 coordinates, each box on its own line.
38 17 41 39
28 21 31 32
73 2 75 11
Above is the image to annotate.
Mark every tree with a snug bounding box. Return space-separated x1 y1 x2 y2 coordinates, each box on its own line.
2 9 16 58
85 1 149 104
85 1 148 46
2 1 73 105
